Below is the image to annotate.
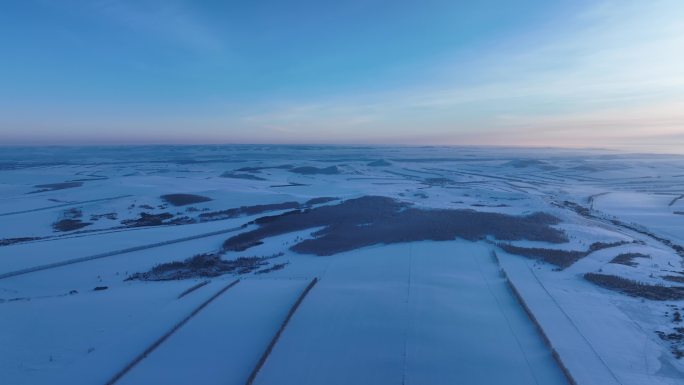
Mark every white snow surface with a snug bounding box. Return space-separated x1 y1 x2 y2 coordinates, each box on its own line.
1 145 683 385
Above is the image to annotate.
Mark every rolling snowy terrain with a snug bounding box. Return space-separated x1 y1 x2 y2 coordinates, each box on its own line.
1 145 683 385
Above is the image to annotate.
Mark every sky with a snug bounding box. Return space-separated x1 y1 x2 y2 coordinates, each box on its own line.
1 0 683 151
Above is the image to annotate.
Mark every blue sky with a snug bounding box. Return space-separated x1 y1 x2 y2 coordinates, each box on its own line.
1 0 683 150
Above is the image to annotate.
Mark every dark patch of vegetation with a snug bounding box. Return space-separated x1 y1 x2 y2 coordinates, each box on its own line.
499 241 627 268
562 200 592 216
53 219 91 232
223 196 567 256
165 216 195 225
471 203 509 208
199 202 300 221
675 211 684 215
663 275 684 284
161 194 212 206
90 212 118 221
38 182 82 190
289 166 340 175
255 262 289 274
588 241 629 252
585 273 684 300
127 252 284 281
121 212 174 227
367 160 391 167
29 181 83 194
610 253 650 267
0 237 40 246
499 244 585 269
53 208 91 232
65 208 82 219
93 286 108 291
198 198 336 221
270 182 308 188
235 165 293 173
656 330 683 341
69 177 107 182
304 197 338 206
656 329 684 359
221 172 267 181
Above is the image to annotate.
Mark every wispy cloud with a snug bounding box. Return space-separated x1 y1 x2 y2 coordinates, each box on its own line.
90 0 225 53
232 0 684 148
2 0 682 150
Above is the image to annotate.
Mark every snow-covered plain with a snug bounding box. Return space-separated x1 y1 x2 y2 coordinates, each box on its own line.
1 145 683 385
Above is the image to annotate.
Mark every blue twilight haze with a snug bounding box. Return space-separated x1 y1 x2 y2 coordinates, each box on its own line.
0 0 683 151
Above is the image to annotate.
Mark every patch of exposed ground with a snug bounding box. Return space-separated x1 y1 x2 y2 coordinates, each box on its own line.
498 241 628 269
584 273 684 300
223 196 567 256
126 252 284 281
160 194 212 206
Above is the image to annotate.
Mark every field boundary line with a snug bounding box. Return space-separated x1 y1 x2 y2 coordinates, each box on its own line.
244 277 318 385
493 250 625 385
177 280 211 299
0 195 133 216
0 226 242 280
492 250 578 385
105 279 240 385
